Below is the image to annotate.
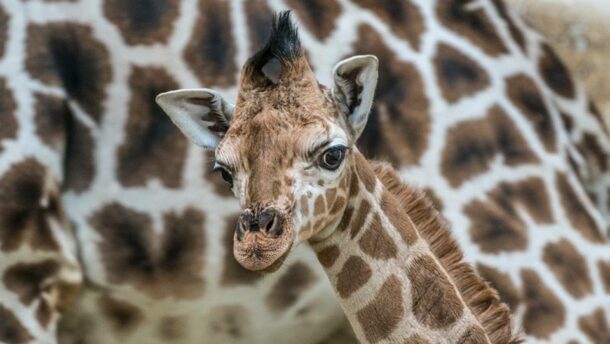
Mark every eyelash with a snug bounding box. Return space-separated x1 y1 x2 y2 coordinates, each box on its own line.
211 163 234 188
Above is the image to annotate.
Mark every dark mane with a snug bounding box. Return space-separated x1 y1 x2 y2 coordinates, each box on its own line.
244 11 302 85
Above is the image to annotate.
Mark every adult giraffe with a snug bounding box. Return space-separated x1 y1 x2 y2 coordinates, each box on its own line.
1 0 609 343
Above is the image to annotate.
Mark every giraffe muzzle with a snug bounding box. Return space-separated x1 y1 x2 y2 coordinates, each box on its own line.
233 207 295 271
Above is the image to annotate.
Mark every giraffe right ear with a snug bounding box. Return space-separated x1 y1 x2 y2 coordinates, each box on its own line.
156 89 235 150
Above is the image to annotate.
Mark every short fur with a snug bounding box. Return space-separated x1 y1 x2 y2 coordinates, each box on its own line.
372 162 523 344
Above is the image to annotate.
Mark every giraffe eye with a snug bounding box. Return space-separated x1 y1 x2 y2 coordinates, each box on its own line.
319 146 347 171
212 165 234 188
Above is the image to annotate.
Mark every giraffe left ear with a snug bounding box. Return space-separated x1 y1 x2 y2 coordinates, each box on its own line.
156 89 235 150
332 55 379 140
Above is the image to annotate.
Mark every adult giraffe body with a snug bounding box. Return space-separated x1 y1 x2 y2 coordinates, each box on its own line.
1 0 610 343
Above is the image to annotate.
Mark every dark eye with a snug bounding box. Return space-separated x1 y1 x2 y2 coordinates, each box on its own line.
212 165 233 188
319 146 347 170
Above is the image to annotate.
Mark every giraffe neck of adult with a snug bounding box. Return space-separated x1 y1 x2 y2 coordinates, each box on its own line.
310 151 516 344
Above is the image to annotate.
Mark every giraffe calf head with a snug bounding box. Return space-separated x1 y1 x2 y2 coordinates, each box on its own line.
157 12 378 271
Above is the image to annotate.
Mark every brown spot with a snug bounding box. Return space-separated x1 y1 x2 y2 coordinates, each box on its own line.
316 245 340 268
491 0 526 51
0 78 18 152
266 262 318 311
434 43 490 103
336 256 372 298
3 260 59 305
539 43 575 99
359 213 398 260
407 255 463 329
90 204 206 298
597 261 610 293
337 204 354 232
543 239 592 298
576 133 608 172
329 196 346 215
25 23 112 122
98 295 143 332
442 105 539 187
244 0 274 54
0 5 8 59
422 188 443 212
476 264 520 310
352 0 424 49
349 169 360 200
521 269 565 339
356 274 404 343
208 305 248 339
299 195 310 217
325 188 337 207
0 305 34 343
117 66 186 188
313 195 326 216
356 154 377 193
352 25 430 167
556 173 605 243
184 0 236 88
457 326 489 344
437 0 508 56
579 308 610 343
158 316 185 340
286 0 341 41
381 190 418 245
350 199 371 238
0 159 60 252
36 301 52 329
506 74 557 152
103 0 179 45
34 93 69 150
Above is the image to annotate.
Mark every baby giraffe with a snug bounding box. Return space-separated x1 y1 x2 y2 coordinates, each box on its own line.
157 12 521 344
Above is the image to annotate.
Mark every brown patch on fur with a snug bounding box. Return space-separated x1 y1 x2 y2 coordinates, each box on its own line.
442 105 539 187
98 295 143 332
25 23 112 122
287 0 341 41
208 305 248 339
356 153 376 193
316 245 340 268
325 188 337 207
244 0 274 54
597 261 610 293
506 74 557 152
539 43 575 99
465 177 553 253
3 260 59 305
490 0 526 52
351 25 430 167
184 0 236 87
337 204 354 232
266 262 318 311
350 199 371 238
349 169 360 200
0 158 61 252
0 5 7 58
158 316 186 340
579 308 610 343
0 304 34 343
556 172 605 243
221 213 263 285
313 195 326 216
90 204 206 298
543 239 592 298
434 43 491 103
521 269 565 339
103 0 179 45
118 66 186 188
380 190 418 245
0 78 18 152
407 255 463 329
576 133 608 172
356 274 404 343
352 0 424 49
358 213 398 260
300 195 310 217
457 326 489 344
336 256 372 298
437 0 508 56
329 196 346 215
374 162 518 343
476 264 520 310
34 93 69 150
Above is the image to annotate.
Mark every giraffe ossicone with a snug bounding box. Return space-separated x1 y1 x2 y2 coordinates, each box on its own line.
158 12 520 343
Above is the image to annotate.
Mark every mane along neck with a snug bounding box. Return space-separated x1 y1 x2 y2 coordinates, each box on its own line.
371 161 520 344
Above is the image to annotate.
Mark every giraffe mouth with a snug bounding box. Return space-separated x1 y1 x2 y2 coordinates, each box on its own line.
233 228 295 272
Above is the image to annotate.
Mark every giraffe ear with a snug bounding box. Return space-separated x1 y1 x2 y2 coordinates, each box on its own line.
156 89 235 150
332 55 379 140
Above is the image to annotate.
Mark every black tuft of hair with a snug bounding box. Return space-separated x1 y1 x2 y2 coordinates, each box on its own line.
245 11 302 84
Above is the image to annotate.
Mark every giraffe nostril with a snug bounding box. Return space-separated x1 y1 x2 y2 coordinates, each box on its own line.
259 208 283 237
